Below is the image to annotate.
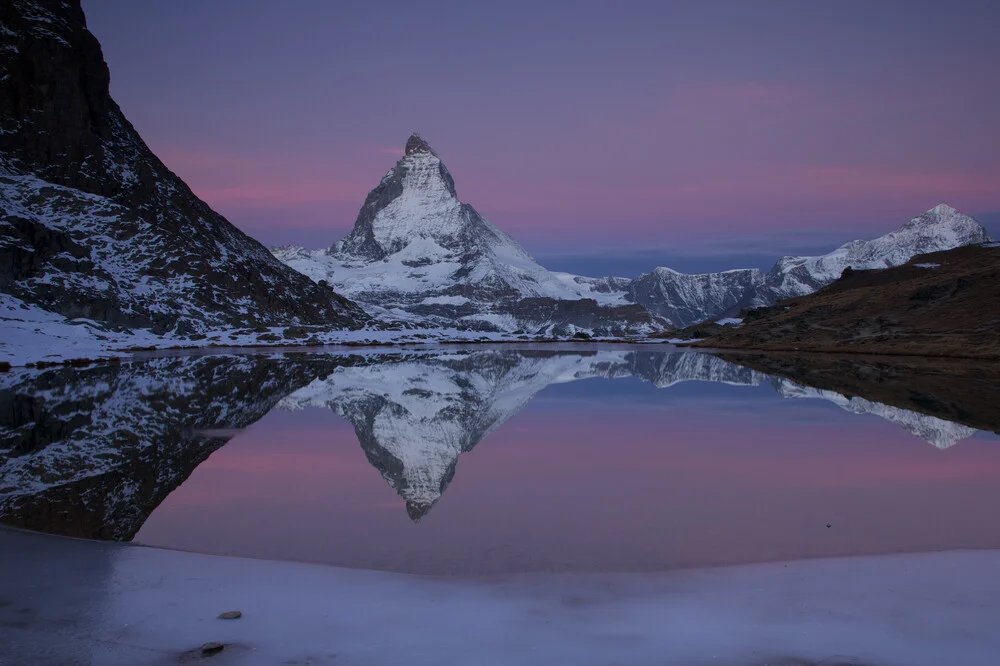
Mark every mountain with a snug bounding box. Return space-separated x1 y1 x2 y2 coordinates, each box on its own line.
275 134 990 333
690 244 1000 358
273 134 659 336
761 204 993 301
627 267 765 328
629 204 993 328
0 0 366 338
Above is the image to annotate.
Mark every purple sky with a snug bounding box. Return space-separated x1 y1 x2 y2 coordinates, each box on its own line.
83 0 1000 275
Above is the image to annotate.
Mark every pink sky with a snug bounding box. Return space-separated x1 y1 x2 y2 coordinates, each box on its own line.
85 0 1000 270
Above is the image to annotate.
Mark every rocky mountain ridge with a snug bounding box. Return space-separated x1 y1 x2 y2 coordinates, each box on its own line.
0 0 367 338
274 134 658 336
275 133 991 331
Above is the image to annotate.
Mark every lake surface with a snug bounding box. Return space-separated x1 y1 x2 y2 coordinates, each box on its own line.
3 346 1000 575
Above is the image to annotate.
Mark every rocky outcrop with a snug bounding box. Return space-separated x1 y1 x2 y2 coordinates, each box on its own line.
0 0 367 334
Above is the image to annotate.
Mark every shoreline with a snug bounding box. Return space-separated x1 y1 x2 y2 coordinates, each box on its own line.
4 526 1000 665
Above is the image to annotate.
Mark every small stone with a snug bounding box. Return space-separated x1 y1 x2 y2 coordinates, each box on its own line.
217 610 242 620
200 642 225 655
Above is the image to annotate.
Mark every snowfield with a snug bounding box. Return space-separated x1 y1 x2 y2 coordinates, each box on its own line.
3 527 1000 666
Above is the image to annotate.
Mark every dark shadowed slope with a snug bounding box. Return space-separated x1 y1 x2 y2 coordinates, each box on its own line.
0 0 367 334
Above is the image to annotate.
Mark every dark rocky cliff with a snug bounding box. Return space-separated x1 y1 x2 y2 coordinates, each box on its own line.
0 0 367 333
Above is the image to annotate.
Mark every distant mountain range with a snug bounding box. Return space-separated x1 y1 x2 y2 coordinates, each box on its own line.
276 135 992 331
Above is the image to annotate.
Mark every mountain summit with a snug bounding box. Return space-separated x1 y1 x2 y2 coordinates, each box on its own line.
274 132 992 333
275 134 658 335
405 132 436 156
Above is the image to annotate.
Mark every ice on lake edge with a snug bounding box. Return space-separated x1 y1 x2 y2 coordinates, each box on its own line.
2 527 1000 666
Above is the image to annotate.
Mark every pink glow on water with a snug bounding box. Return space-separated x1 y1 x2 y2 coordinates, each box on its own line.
136 397 1000 575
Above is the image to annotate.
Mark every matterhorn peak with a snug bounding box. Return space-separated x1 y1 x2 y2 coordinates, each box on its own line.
405 132 436 156
929 203 958 215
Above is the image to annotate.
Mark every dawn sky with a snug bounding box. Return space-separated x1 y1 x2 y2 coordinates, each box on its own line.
83 0 1000 276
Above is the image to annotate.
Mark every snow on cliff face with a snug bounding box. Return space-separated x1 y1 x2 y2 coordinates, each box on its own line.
272 134 657 336
275 141 990 333
627 267 766 328
762 204 993 300
0 0 366 336
629 204 993 327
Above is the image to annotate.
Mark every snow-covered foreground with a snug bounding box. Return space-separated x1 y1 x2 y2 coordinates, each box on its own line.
2 292 619 367
2 527 999 666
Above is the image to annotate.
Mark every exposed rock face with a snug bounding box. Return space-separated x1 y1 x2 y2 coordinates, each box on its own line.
0 353 349 539
0 0 367 334
627 268 766 328
273 134 661 336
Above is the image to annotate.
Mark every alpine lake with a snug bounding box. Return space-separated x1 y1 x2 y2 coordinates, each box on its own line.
4 343 1000 577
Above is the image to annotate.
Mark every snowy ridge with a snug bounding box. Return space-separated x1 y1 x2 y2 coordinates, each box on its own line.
627 267 766 328
274 131 990 333
762 204 993 300
0 0 366 352
272 134 656 336
628 204 993 327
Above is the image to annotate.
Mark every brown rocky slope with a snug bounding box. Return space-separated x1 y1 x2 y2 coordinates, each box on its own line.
686 244 1000 359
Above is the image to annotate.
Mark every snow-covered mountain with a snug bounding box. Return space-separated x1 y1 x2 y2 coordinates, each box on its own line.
0 0 366 337
627 268 766 328
628 204 993 327
274 131 991 333
760 204 993 301
273 134 659 336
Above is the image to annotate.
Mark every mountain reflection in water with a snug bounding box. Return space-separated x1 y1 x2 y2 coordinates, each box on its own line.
2 347 999 573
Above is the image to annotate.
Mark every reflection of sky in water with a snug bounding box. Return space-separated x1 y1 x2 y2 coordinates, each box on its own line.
136 371 1000 575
